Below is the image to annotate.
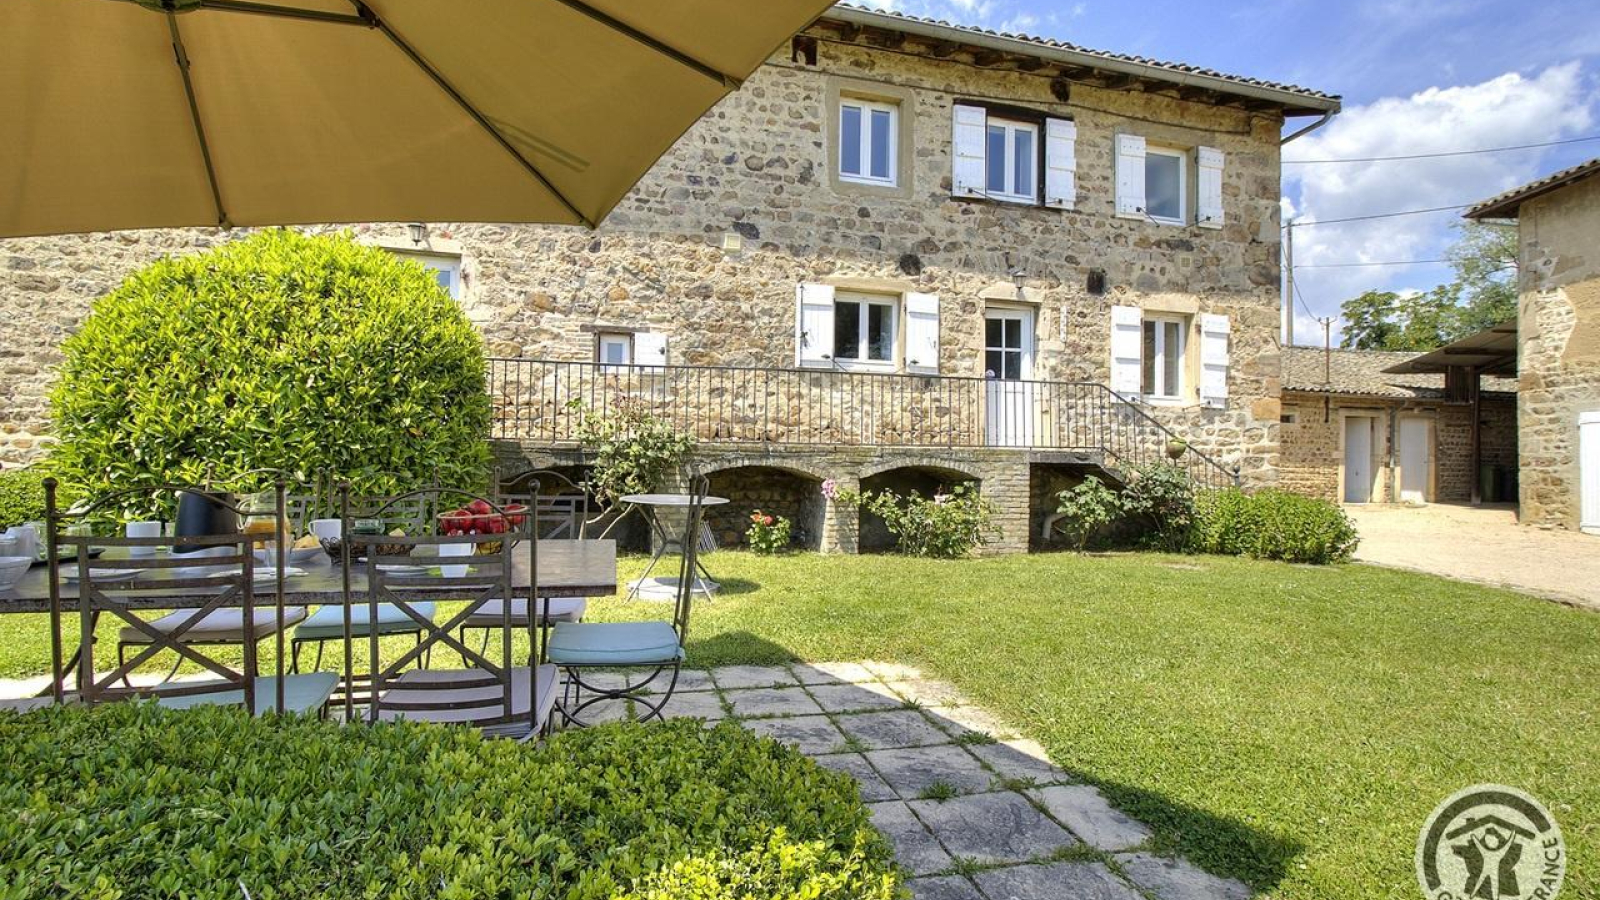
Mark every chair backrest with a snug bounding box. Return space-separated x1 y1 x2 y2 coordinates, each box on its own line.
341 485 540 733
497 467 590 539
43 480 298 714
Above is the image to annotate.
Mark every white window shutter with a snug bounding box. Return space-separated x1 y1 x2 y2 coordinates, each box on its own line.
951 104 987 198
796 283 836 368
1196 146 1225 229
1199 313 1230 408
904 292 940 375
1043 118 1077 210
1114 134 1147 218
1110 305 1143 396
633 331 668 373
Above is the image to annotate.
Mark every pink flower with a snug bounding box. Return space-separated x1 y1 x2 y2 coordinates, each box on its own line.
821 479 838 500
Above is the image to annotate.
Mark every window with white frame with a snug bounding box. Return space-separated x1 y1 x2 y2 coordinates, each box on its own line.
839 98 898 186
1141 315 1187 399
1144 147 1187 225
596 332 632 366
832 292 897 366
394 251 462 299
984 119 1038 203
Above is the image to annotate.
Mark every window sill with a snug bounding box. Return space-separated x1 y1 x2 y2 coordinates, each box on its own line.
833 360 898 373
839 173 898 189
1142 395 1194 408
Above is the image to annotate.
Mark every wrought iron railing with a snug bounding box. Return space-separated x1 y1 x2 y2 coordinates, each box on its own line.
486 358 1240 488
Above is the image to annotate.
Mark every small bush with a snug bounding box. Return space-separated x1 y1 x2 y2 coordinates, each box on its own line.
1192 488 1358 564
1053 476 1122 552
0 703 896 899
0 468 46 529
746 510 792 555
1120 463 1197 552
570 396 694 509
49 230 491 511
859 484 997 558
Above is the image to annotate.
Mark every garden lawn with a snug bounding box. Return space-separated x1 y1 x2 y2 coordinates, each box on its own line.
0 551 1595 899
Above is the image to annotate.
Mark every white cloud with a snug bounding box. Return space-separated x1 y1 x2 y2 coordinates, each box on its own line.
1285 63 1596 321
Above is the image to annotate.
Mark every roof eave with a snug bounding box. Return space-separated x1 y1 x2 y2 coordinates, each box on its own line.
823 7 1341 116
1464 158 1600 220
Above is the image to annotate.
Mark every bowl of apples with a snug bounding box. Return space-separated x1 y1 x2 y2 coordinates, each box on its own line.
438 499 530 555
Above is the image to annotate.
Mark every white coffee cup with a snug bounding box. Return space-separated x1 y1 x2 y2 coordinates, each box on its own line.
309 519 342 542
439 541 472 578
125 521 161 557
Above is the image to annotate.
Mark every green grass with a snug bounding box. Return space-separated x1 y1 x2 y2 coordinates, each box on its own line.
1 551 1595 900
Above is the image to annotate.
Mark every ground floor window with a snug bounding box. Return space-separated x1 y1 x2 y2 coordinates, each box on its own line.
596 332 632 366
833 293 897 366
1142 315 1186 399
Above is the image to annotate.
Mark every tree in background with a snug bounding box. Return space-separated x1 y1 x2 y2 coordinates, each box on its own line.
1338 222 1517 351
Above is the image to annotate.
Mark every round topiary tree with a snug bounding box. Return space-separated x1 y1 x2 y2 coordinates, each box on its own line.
50 230 491 504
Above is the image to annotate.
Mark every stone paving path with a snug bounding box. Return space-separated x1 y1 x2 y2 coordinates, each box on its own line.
650 661 1253 900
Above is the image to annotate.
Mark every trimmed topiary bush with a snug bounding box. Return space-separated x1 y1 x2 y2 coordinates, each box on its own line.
49 230 491 507
0 703 896 899
1192 488 1358 564
0 467 47 529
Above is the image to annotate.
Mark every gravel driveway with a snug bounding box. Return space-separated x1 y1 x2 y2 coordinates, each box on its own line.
1345 503 1600 611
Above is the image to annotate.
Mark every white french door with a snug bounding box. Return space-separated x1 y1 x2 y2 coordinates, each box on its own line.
984 306 1035 447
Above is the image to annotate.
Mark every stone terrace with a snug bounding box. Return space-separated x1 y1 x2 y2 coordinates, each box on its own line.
610 661 1253 900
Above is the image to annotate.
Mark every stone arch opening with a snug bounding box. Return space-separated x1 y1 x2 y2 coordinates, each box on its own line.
704 465 825 551
857 464 981 554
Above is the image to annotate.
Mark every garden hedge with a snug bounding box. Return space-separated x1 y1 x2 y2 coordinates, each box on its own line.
49 230 491 507
0 467 46 530
1191 488 1359 564
0 703 896 899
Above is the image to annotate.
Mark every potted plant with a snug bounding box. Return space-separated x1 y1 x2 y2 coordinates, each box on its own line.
1165 438 1189 460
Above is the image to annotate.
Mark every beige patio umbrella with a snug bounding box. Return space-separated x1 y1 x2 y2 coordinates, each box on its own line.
0 0 833 238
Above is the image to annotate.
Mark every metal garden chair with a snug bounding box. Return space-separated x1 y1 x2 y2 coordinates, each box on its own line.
43 480 336 715
341 485 557 739
545 474 708 725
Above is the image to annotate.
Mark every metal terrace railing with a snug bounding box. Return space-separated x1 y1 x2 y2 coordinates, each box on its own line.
486 358 1240 489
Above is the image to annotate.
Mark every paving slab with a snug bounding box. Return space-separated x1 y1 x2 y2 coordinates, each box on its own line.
580 671 631 692
975 862 1143 900
968 739 1072 786
724 685 823 719
807 681 907 713
741 714 846 755
908 791 1078 864
672 669 717 692
710 665 797 689
908 875 985 900
886 678 970 707
658 689 726 721
1031 785 1152 851
864 744 997 798
1114 853 1252 900
868 801 952 876
795 661 879 684
836 709 952 750
812 752 897 802
572 699 630 725
925 703 1019 741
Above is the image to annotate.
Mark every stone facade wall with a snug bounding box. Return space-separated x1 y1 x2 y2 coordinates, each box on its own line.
1279 392 1516 504
0 28 1288 546
1516 175 1600 531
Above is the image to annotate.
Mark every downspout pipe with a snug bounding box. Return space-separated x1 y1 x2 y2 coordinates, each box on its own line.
1282 110 1335 145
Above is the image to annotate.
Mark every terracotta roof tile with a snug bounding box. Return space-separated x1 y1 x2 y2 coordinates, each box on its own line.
1282 346 1516 398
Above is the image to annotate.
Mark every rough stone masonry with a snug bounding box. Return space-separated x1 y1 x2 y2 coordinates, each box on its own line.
0 17 1307 553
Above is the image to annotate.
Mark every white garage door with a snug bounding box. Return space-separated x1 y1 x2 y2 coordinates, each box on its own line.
1582 411 1600 535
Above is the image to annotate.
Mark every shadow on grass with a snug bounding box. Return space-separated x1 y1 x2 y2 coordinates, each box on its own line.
683 630 795 668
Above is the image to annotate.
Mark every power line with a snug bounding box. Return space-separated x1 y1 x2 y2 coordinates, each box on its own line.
1290 204 1470 226
1283 134 1600 164
1297 258 1451 269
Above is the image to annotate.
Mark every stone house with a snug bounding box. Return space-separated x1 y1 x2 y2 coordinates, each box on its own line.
1466 158 1600 534
0 6 1340 553
1279 347 1516 505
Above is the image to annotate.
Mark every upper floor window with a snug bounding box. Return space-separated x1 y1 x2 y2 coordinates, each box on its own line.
1144 148 1187 226
839 98 897 186
984 119 1038 204
833 292 898 366
1142 314 1187 400
952 104 1075 210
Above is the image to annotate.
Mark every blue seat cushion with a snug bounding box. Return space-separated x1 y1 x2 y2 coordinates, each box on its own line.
547 621 684 666
154 673 338 716
294 602 435 641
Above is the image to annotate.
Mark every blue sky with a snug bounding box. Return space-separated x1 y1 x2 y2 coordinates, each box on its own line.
857 0 1600 342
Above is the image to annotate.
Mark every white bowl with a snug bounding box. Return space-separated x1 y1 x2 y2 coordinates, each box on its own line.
0 556 31 591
